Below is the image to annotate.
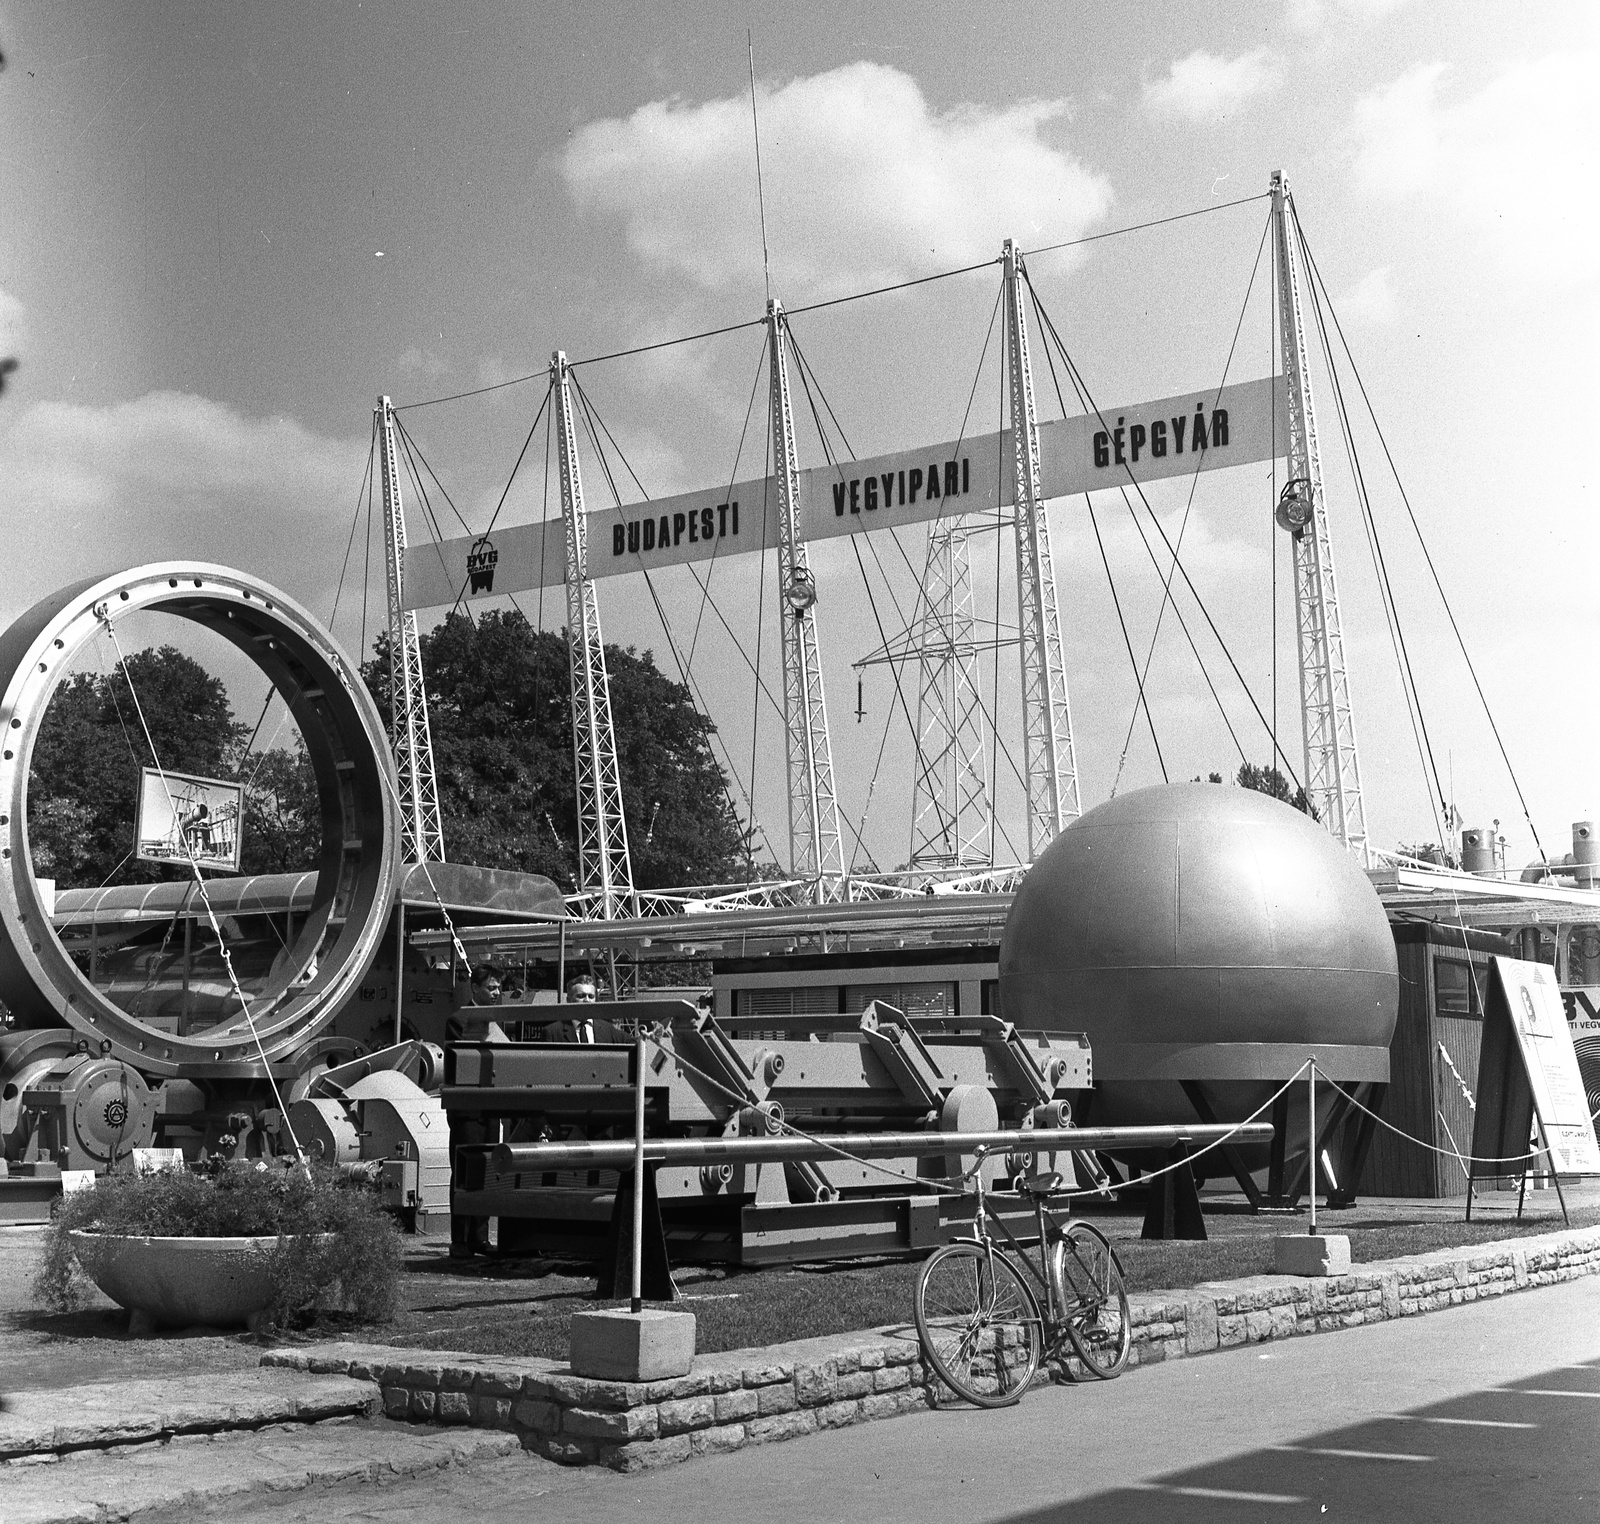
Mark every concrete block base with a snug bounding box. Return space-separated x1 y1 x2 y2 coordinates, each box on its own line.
1274 1233 1352 1277
569 1309 696 1382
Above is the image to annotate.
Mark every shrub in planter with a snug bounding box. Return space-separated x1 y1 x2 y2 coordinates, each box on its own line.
34 1160 402 1331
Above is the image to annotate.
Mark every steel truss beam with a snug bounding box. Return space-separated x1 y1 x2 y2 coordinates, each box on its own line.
376 396 444 865
552 352 637 920
1270 172 1370 864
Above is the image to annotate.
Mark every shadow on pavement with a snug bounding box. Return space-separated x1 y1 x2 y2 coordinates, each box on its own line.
993 1358 1600 1522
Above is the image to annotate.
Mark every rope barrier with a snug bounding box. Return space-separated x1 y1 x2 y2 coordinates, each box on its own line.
640 1025 943 1192
991 1061 1316 1205
1329 1075 1544 1169
619 1041 1593 1205
638 1026 1314 1203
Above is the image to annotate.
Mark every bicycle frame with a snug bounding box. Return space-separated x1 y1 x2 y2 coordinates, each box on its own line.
949 1162 1070 1332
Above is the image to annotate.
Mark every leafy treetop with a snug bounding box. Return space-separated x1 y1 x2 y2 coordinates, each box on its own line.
29 645 318 889
362 610 749 889
1194 761 1320 820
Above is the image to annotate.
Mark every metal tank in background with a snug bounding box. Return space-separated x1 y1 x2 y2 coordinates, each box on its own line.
1460 826 1497 876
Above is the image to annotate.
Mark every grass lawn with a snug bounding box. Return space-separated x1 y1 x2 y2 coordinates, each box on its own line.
350 1193 1600 1364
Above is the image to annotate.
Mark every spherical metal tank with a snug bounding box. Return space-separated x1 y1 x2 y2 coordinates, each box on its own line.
999 783 1396 1141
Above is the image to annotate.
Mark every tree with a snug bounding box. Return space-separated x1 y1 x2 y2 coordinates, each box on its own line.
28 647 322 889
362 611 748 889
238 745 320 876
29 649 248 889
1235 761 1320 821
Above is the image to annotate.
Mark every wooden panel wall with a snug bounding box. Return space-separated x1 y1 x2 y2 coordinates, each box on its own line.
1361 938 1437 1197
1361 926 1504 1199
1433 1012 1483 1195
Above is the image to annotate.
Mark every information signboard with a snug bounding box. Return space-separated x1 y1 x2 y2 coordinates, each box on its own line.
134 767 244 874
1472 957 1600 1181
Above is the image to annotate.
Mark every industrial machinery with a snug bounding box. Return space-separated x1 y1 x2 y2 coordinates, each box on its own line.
289 1040 452 1232
444 998 1095 1265
0 563 555 1223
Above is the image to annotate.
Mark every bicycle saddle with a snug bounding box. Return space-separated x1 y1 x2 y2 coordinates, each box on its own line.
1018 1170 1067 1196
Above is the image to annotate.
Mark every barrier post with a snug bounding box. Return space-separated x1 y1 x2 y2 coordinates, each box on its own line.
1274 1056 1348 1276
631 1022 646 1314
1308 1059 1317 1236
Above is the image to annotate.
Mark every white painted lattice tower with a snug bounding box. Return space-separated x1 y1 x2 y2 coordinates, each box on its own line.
552 351 638 919
767 299 846 902
1003 241 1081 857
1270 171 1370 864
376 396 445 865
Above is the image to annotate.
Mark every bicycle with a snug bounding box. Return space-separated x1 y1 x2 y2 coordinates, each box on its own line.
913 1153 1131 1407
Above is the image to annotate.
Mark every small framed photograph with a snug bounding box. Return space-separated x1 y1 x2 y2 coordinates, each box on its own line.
134 768 243 873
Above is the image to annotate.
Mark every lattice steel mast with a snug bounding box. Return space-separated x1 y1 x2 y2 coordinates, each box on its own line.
552 351 637 919
908 524 991 868
767 299 845 902
1002 240 1080 857
1270 171 1370 863
376 395 444 864
854 521 995 871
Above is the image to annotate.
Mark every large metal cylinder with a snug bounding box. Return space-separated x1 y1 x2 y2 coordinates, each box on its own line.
1573 822 1598 887
1460 827 1496 875
0 564 402 1075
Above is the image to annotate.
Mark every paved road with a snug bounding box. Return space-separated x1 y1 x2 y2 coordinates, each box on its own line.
164 1276 1600 1523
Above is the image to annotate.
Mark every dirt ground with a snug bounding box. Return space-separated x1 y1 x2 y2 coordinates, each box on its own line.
0 1225 264 1392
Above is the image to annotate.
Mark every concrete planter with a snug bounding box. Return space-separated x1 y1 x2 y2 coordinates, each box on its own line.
68 1230 328 1330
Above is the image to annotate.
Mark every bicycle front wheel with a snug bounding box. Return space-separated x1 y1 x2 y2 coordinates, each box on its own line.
1052 1221 1132 1378
914 1242 1043 1408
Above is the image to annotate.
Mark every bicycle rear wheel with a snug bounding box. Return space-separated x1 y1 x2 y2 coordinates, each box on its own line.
914 1242 1043 1408
1051 1222 1132 1378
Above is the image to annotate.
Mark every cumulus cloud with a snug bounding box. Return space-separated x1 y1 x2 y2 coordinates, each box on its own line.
559 62 1111 298
1143 50 1279 121
0 391 369 625
1337 266 1397 326
1351 54 1598 282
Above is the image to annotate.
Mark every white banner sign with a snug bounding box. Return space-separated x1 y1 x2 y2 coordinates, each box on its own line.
1493 958 1600 1175
403 375 1290 612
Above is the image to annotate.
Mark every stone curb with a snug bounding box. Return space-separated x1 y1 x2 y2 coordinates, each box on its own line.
262 1222 1600 1474
1 1421 521 1524
0 1371 379 1464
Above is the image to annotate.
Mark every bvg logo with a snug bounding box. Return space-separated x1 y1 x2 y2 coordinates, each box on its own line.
467 535 498 594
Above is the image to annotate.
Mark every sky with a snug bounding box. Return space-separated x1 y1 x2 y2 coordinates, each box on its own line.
0 0 1595 878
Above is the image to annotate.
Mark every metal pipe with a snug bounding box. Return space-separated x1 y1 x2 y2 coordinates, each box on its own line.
495 1121 1273 1172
